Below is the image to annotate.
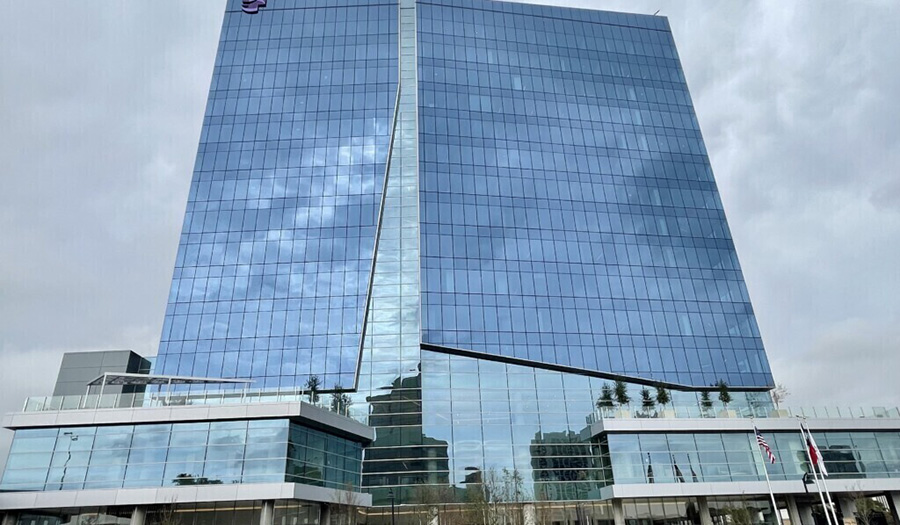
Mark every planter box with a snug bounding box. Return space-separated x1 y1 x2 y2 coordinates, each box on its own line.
717 409 738 418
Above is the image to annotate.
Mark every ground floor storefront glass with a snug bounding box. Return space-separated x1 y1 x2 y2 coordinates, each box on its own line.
6 500 317 525
597 431 900 486
359 496 780 525
7 494 897 525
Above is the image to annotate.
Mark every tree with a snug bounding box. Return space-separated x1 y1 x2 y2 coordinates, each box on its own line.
700 391 713 416
305 375 321 404
464 467 529 525
149 499 181 525
640 387 655 413
723 506 753 525
330 384 353 416
655 385 671 409
411 484 452 525
464 480 489 525
771 383 790 409
465 468 499 525
330 482 365 525
596 383 615 411
852 493 886 525
531 504 552 525
716 380 732 408
501 468 525 503
613 380 631 407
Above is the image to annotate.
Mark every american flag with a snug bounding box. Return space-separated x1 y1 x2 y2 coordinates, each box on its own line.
755 427 777 464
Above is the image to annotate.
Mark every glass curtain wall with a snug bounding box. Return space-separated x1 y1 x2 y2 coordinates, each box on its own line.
364 349 776 502
355 0 426 506
0 420 363 492
597 431 900 485
416 0 772 388
154 0 398 390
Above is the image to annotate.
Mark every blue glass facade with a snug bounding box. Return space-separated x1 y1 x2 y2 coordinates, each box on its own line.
417 0 771 388
155 0 398 389
360 349 770 503
144 0 778 507
0 420 363 492
600 430 900 485
157 0 771 391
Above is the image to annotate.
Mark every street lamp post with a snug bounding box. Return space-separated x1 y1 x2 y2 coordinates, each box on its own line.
388 488 396 525
60 432 78 487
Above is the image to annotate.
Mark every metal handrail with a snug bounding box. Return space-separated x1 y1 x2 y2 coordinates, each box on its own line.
587 404 900 423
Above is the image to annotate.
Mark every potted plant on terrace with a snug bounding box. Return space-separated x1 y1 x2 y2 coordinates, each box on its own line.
305 374 321 405
613 380 632 418
655 385 674 418
596 383 615 418
716 380 736 418
699 390 713 418
640 387 656 417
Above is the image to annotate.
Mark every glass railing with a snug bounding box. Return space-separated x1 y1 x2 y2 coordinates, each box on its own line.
21 388 366 423
22 392 900 427
588 404 900 423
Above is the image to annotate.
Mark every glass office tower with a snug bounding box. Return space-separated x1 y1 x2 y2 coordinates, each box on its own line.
154 0 773 505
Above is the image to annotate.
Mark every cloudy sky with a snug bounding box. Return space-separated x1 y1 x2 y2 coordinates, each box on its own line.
1 1 898 464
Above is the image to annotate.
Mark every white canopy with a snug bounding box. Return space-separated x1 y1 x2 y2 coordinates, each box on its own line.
87 372 252 387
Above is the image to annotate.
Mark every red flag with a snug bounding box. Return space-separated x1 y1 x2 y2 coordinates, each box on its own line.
808 436 818 463
807 431 828 476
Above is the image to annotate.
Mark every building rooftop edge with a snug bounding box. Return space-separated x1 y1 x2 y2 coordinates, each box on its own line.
1 401 374 443
225 0 671 33
588 414 900 438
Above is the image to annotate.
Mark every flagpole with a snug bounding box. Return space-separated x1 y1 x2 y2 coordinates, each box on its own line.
803 419 841 525
820 464 841 525
761 452 783 525
798 420 834 525
753 424 783 525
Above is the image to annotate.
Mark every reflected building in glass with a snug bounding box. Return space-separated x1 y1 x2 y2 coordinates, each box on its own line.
4 0 900 524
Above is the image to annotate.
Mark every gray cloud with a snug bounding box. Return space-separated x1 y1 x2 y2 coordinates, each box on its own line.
0 2 225 464
1 1 898 466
